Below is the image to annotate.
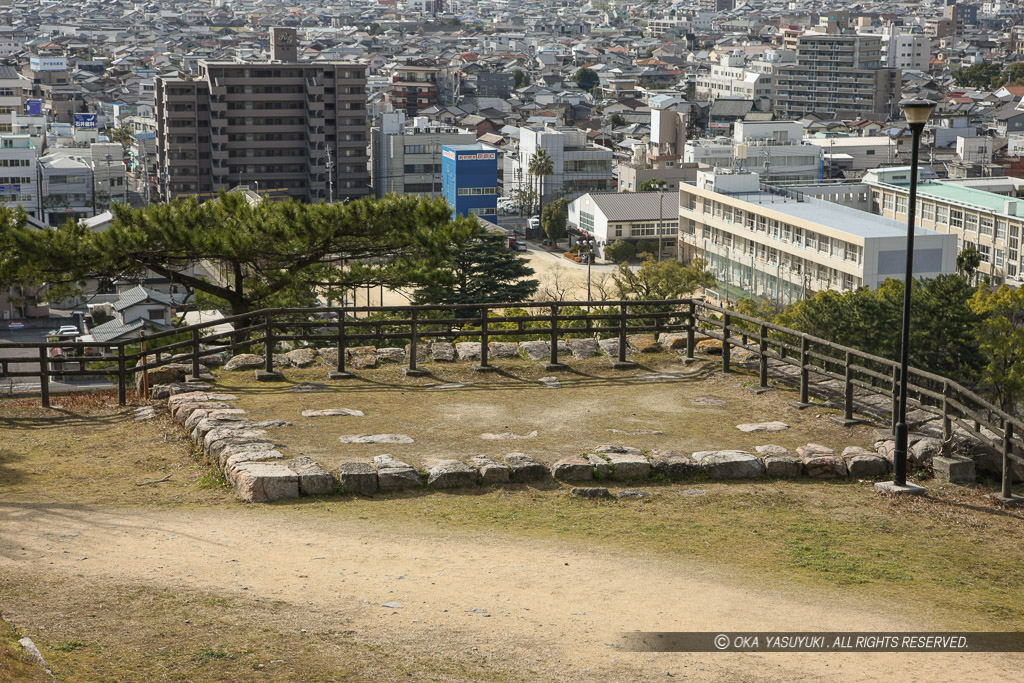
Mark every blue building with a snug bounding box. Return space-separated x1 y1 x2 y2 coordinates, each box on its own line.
441 143 499 222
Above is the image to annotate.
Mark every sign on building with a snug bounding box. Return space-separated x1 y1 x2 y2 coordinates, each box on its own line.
29 55 67 72
73 113 97 130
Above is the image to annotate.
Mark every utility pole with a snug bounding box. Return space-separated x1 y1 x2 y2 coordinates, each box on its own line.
658 189 665 262
325 145 334 204
105 153 113 208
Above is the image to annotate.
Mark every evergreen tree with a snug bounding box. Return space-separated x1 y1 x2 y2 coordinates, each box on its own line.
541 198 568 247
0 193 456 317
574 67 600 92
410 221 538 305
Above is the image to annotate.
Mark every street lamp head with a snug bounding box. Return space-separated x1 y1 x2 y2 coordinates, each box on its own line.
900 98 935 127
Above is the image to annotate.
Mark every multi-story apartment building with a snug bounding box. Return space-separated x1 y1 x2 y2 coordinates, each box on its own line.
684 121 823 184
695 51 784 105
507 125 614 204
0 66 28 130
155 27 369 203
383 61 458 117
677 169 957 303
879 24 931 72
0 134 38 217
863 167 1024 285
369 111 476 197
773 17 899 120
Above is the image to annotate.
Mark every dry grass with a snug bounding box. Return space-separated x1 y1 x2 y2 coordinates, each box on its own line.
213 352 880 472
3 353 1024 680
0 614 47 683
0 391 234 507
0 570 532 682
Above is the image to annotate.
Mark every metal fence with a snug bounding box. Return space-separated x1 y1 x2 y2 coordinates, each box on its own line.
2 298 1020 497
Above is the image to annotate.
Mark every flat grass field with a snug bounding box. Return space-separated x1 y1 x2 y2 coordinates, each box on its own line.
1 352 1023 682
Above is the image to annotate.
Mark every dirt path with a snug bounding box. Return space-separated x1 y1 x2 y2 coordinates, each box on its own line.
1 503 1016 682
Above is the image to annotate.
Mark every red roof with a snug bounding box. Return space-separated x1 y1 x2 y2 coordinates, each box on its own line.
1002 85 1024 96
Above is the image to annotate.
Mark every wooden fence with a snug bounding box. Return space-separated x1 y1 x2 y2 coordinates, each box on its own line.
1 299 1020 497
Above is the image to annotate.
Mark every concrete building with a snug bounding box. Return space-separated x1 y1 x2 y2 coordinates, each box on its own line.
684 121 823 184
805 136 908 176
618 95 698 192
90 142 127 208
568 191 679 261
879 24 931 72
508 125 614 204
155 27 369 203
442 143 499 222
773 18 900 120
0 134 38 217
0 66 28 130
38 153 94 225
678 169 957 303
384 61 458 116
370 111 476 197
10 105 46 151
695 50 782 106
864 167 1024 285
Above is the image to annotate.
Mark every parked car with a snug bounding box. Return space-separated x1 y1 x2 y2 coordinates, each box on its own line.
47 325 80 338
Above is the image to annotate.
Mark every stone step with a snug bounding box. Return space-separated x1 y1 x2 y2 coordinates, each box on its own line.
230 462 299 503
288 456 337 496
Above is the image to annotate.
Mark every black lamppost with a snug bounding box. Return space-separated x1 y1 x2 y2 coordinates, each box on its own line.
879 98 934 495
579 237 597 303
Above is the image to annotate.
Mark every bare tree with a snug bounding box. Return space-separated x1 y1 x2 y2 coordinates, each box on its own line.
534 263 580 302
589 270 617 302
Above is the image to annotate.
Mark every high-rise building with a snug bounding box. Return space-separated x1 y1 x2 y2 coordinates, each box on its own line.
155 27 369 203
773 17 900 120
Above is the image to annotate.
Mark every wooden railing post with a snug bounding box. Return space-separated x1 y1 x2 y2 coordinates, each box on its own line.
330 309 353 379
39 346 50 408
546 304 567 371
191 328 201 379
842 351 855 424
758 323 768 388
264 313 275 373
1002 421 1015 501
721 313 731 373
140 331 150 400
256 313 282 380
477 305 495 372
798 335 810 406
686 301 695 359
405 308 428 377
942 381 952 442
612 302 635 369
117 343 126 406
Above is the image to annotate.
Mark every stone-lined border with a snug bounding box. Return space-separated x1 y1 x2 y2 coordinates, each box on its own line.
165 390 976 503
